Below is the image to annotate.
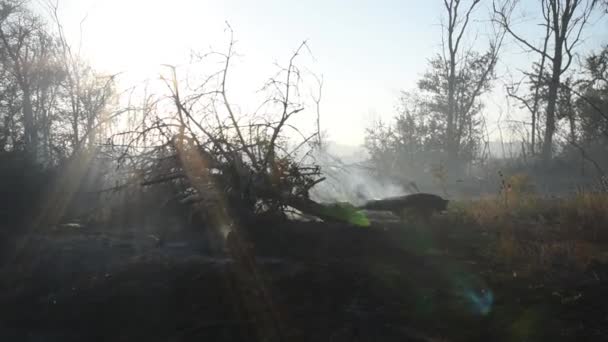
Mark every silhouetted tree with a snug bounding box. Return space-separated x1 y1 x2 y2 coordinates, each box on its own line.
419 49 498 166
48 1 116 157
364 0 501 186
364 48 498 183
0 0 116 164
563 45 608 174
441 0 501 171
576 45 608 141
0 0 54 157
365 92 446 183
494 0 600 164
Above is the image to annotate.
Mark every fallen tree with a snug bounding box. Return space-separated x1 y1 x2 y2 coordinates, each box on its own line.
101 28 354 229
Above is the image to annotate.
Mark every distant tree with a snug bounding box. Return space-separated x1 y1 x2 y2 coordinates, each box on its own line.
364 118 397 177
364 92 446 183
535 45 608 176
441 0 502 172
365 0 501 184
504 40 552 155
0 0 116 163
494 0 600 164
0 0 55 156
574 45 608 157
0 45 21 151
418 49 498 167
48 1 116 156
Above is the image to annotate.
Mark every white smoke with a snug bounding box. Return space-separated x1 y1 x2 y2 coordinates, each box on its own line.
307 145 408 206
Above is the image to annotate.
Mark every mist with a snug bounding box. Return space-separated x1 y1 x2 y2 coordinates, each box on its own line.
308 144 407 205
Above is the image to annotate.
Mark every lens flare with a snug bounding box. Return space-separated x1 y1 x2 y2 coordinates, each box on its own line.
465 287 494 316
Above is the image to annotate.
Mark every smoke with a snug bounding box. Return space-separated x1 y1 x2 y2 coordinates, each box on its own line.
308 147 407 206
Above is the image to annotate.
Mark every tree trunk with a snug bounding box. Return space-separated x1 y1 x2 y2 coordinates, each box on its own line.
531 104 537 154
447 61 456 156
0 114 9 152
568 110 577 144
72 108 80 151
541 81 557 163
22 86 37 155
446 36 458 171
541 39 563 164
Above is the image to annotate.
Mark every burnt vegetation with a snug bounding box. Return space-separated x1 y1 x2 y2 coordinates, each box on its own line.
0 1 608 341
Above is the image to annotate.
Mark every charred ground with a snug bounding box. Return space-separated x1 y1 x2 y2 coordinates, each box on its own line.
0 2 607 341
2 193 608 342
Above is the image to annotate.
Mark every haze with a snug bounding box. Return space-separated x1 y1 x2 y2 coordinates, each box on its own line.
2 1 608 340
53 0 606 146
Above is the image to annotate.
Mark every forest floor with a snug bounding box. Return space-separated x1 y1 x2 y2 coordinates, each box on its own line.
1 197 608 342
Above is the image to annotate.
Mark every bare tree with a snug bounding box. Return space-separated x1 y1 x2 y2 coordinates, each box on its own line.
364 1 503 185
494 0 600 164
504 21 552 155
0 0 50 156
441 0 503 171
47 1 116 155
311 74 323 148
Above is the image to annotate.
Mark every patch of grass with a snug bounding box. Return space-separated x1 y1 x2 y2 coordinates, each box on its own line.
560 192 608 240
444 191 608 274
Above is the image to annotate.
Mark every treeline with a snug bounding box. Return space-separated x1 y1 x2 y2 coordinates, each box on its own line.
365 0 608 191
0 1 117 226
0 0 115 163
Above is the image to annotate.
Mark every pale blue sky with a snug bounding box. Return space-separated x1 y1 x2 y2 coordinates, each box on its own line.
49 0 608 146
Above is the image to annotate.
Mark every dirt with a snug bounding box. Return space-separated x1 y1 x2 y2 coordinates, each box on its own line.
0 218 607 342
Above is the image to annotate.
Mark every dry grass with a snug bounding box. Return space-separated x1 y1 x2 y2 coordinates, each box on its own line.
454 176 608 273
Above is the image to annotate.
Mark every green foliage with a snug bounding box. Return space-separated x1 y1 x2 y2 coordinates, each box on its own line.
319 202 370 227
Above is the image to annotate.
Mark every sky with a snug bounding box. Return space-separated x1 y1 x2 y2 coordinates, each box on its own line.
43 0 608 147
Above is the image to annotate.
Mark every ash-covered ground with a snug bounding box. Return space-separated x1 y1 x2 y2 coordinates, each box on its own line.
1 213 607 342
